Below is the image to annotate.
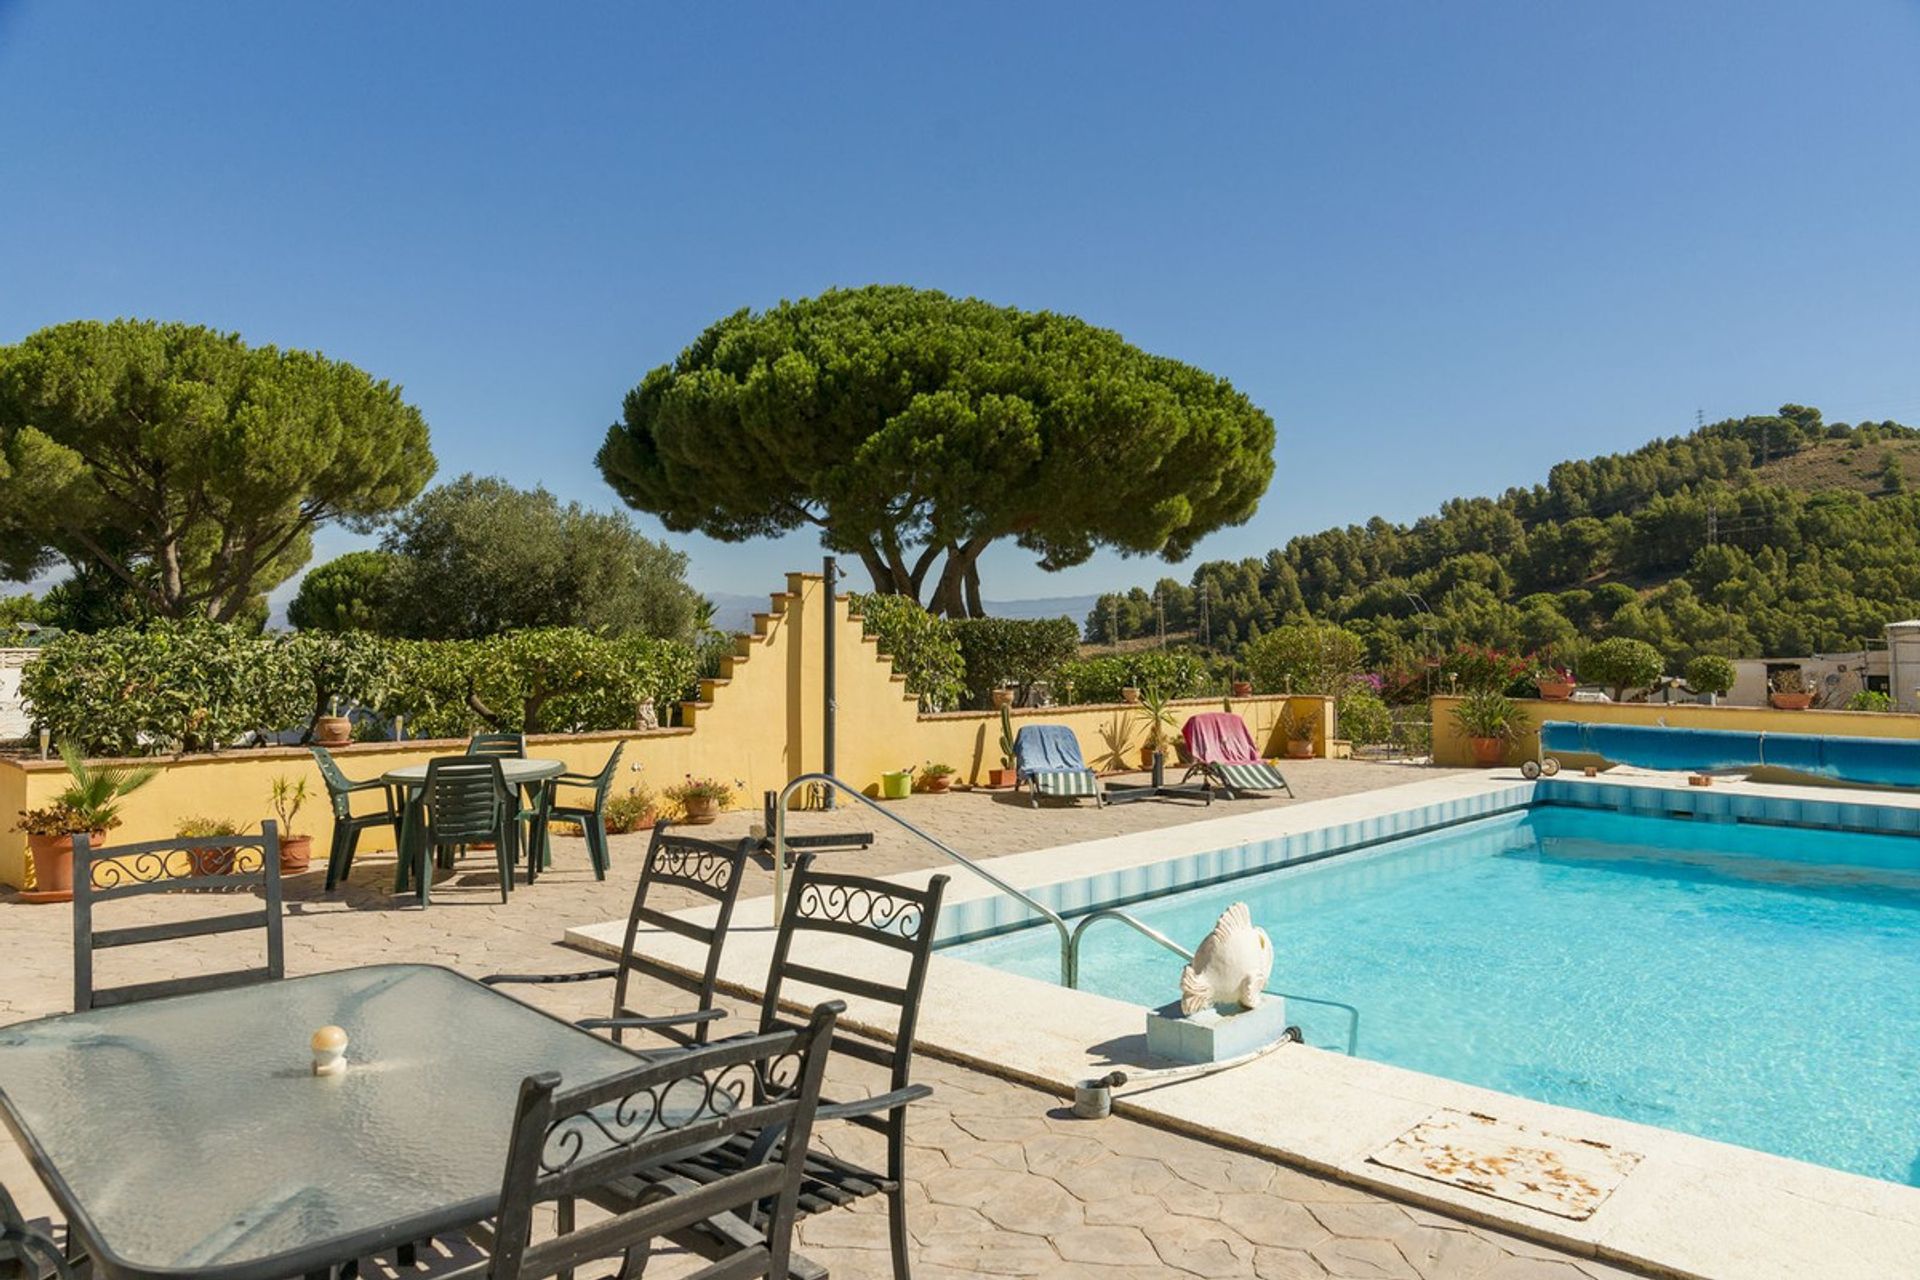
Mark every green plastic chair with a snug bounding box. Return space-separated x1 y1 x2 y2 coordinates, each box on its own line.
310 746 401 892
465 732 526 759
413 757 518 906
537 743 624 882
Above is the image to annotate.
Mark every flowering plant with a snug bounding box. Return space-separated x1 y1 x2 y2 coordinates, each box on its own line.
664 775 738 806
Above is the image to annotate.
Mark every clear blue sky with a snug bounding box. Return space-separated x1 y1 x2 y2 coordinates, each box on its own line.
3 1 1917 610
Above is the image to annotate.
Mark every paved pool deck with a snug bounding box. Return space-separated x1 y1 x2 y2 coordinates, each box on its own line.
0 759 1652 1278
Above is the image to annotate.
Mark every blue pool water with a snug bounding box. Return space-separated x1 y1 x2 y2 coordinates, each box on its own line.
948 806 1920 1186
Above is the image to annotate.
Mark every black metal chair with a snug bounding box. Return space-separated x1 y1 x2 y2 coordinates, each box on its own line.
466 732 527 759
310 745 402 892
464 1002 842 1280
536 742 624 881
1 1182 73 1280
72 824 285 1012
484 824 754 1047
618 858 948 1280
409 757 520 906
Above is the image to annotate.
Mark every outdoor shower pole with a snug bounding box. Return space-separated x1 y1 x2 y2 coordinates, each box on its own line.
822 555 837 810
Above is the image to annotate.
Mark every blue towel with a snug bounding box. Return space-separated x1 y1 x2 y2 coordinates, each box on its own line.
1014 724 1090 779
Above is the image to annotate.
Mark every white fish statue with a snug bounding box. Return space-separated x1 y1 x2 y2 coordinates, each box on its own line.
1179 902 1273 1016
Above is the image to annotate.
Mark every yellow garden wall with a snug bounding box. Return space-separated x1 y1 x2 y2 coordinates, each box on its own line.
0 570 1333 889
1431 694 1920 770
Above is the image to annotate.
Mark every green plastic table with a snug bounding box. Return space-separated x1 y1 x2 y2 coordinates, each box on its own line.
0 965 672 1280
382 757 565 901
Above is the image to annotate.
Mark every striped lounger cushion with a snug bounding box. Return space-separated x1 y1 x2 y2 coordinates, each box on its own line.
1209 761 1289 793
1030 769 1100 798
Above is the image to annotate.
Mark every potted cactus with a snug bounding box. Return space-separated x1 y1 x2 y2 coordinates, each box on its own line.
1769 668 1814 710
989 703 1018 788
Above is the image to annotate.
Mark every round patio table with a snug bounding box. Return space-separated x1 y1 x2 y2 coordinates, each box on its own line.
383 757 565 902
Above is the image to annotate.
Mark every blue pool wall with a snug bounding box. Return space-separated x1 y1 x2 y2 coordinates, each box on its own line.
935 778 1920 947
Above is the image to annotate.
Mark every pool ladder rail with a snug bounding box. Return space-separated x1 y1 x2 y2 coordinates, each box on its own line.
771 772 1362 1057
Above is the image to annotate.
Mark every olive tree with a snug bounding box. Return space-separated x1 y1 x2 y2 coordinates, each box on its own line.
597 286 1275 617
379 476 700 641
0 320 435 621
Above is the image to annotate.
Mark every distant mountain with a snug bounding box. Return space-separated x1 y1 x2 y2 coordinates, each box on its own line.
1087 404 1920 665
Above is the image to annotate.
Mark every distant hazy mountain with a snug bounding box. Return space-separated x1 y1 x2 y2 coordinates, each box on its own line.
705 590 1095 633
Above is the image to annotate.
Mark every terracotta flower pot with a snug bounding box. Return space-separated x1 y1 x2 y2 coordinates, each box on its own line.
1140 746 1159 769
682 795 718 825
1232 681 1253 698
988 766 1017 788
191 843 240 877
1469 736 1508 767
990 689 1015 709
23 833 82 904
1286 740 1314 760
1120 687 1141 704
1770 692 1813 710
279 834 314 875
315 715 353 747
923 775 953 793
1538 680 1575 701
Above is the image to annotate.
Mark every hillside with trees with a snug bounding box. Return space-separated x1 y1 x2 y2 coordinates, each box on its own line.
1088 405 1920 669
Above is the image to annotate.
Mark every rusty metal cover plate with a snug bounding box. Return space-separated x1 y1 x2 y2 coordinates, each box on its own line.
1367 1108 1642 1219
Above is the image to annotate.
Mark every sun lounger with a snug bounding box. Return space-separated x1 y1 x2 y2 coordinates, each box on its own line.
1181 712 1294 799
1015 724 1104 807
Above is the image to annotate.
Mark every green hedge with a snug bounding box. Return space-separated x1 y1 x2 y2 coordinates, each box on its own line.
23 623 697 755
848 593 966 711
1055 650 1219 704
950 617 1080 707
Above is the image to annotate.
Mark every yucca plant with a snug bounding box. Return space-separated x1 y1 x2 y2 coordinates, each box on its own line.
56 744 159 834
1134 689 1179 755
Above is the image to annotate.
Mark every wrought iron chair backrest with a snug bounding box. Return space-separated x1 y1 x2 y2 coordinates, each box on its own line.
1 1180 72 1279
486 1002 842 1280
423 758 509 845
466 732 527 760
760 857 949 1097
73 823 285 1012
610 823 754 1047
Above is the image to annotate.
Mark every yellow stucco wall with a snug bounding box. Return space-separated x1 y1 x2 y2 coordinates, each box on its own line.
1430 694 1920 769
0 571 1333 889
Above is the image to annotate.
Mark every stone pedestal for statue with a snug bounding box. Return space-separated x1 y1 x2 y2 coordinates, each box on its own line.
1146 997 1291 1064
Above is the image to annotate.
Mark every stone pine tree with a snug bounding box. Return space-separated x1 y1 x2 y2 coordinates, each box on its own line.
596 285 1276 617
0 319 435 622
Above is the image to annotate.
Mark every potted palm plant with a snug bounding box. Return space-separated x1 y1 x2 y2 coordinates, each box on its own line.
1451 690 1527 766
1133 691 1178 769
989 704 1018 787
269 775 313 874
14 746 159 902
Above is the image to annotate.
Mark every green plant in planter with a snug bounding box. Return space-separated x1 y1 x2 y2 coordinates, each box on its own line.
1133 690 1178 760
1280 703 1318 744
270 775 309 837
1846 690 1894 712
1682 655 1736 702
176 815 244 839
603 784 658 834
14 803 90 837
1450 689 1528 741
56 745 158 834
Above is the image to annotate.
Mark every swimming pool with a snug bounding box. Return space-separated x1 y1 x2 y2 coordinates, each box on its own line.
947 804 1920 1187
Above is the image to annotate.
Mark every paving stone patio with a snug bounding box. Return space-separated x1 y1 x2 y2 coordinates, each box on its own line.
0 759 1649 1277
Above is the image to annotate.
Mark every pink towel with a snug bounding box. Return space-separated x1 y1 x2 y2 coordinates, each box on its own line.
1181 712 1263 765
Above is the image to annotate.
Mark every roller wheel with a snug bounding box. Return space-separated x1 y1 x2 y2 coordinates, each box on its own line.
1541 757 1561 777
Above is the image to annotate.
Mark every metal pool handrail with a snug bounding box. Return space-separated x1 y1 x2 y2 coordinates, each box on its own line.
1066 908 1363 1056
773 773 1075 978
772 773 1359 1055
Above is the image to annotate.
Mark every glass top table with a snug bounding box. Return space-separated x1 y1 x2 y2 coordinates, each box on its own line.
0 964 661 1280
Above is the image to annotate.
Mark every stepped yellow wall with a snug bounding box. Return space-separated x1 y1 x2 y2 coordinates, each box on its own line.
0 572 1331 889
1431 694 1920 770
